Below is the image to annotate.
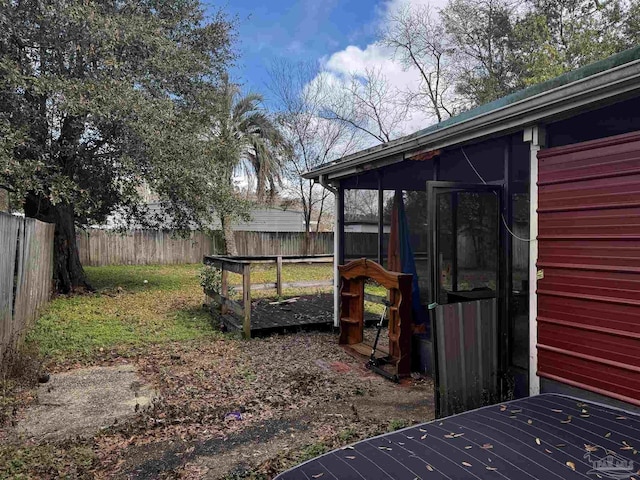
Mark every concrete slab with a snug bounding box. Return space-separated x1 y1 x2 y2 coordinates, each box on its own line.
17 364 156 440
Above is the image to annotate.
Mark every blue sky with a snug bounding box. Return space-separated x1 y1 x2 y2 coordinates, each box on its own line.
212 0 384 97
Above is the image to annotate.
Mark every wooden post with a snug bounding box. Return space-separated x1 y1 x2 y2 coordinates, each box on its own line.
242 263 251 338
221 264 228 314
524 125 545 396
377 172 384 265
276 256 283 297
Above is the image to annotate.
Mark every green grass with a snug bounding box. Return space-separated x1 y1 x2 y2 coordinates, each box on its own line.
86 264 202 292
27 264 220 365
225 263 334 299
27 263 386 365
0 442 95 479
228 263 332 285
388 418 410 432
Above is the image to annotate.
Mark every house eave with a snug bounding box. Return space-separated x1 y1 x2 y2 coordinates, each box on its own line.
304 57 640 182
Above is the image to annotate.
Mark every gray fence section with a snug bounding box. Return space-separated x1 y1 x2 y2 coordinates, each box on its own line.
77 227 529 272
434 298 498 417
77 229 225 266
78 230 335 266
233 231 333 256
0 213 54 370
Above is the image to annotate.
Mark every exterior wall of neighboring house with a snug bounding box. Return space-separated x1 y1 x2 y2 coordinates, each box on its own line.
233 207 304 232
344 222 391 233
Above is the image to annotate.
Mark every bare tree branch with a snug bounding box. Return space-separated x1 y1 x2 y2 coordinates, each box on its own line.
380 4 457 122
267 60 359 232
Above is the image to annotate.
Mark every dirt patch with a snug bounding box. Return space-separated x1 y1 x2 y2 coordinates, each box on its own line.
124 416 310 479
16 365 156 440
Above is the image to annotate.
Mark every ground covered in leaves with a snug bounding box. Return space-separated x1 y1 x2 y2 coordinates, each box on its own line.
0 264 433 479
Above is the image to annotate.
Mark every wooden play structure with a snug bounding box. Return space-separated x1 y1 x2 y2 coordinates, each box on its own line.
338 259 413 378
203 254 334 337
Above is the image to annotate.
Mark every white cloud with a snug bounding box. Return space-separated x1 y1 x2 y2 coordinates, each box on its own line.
313 0 451 140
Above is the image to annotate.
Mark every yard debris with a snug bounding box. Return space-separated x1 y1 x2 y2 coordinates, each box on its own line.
269 297 300 305
224 411 244 421
1 264 433 479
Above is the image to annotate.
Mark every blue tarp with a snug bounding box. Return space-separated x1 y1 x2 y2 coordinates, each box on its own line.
396 194 428 329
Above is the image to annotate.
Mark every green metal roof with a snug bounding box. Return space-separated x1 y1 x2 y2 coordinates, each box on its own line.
410 46 640 138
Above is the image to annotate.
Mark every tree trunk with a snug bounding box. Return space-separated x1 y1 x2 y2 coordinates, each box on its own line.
255 175 265 203
0 188 8 212
24 195 91 293
221 215 238 256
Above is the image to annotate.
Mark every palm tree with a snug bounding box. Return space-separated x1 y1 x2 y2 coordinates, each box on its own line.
215 77 288 255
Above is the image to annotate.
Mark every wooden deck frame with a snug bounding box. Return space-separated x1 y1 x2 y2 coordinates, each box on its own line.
203 254 334 338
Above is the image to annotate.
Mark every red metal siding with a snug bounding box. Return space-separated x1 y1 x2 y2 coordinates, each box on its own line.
537 130 640 406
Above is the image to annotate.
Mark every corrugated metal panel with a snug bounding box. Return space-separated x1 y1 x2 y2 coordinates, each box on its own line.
537 130 640 406
434 298 498 417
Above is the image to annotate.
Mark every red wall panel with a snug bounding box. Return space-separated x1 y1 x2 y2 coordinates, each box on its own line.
537 130 640 406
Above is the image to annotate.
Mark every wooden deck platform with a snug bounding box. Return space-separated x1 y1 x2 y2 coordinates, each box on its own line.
220 293 379 334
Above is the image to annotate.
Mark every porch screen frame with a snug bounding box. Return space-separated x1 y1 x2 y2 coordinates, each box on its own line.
426 181 503 306
426 180 504 416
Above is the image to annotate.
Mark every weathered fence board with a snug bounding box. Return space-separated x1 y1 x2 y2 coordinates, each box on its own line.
232 231 333 256
0 213 54 370
78 230 335 266
77 229 225 266
0 214 20 365
14 218 55 334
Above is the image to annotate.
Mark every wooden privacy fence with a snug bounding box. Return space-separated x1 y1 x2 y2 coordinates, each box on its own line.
233 231 333 256
77 229 225 266
78 228 529 271
77 230 334 266
203 254 334 337
0 213 54 371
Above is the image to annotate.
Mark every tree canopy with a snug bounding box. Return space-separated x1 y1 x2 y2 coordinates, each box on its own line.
214 76 288 254
0 0 237 291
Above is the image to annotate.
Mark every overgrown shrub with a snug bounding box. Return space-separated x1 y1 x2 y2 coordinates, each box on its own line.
200 265 223 293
